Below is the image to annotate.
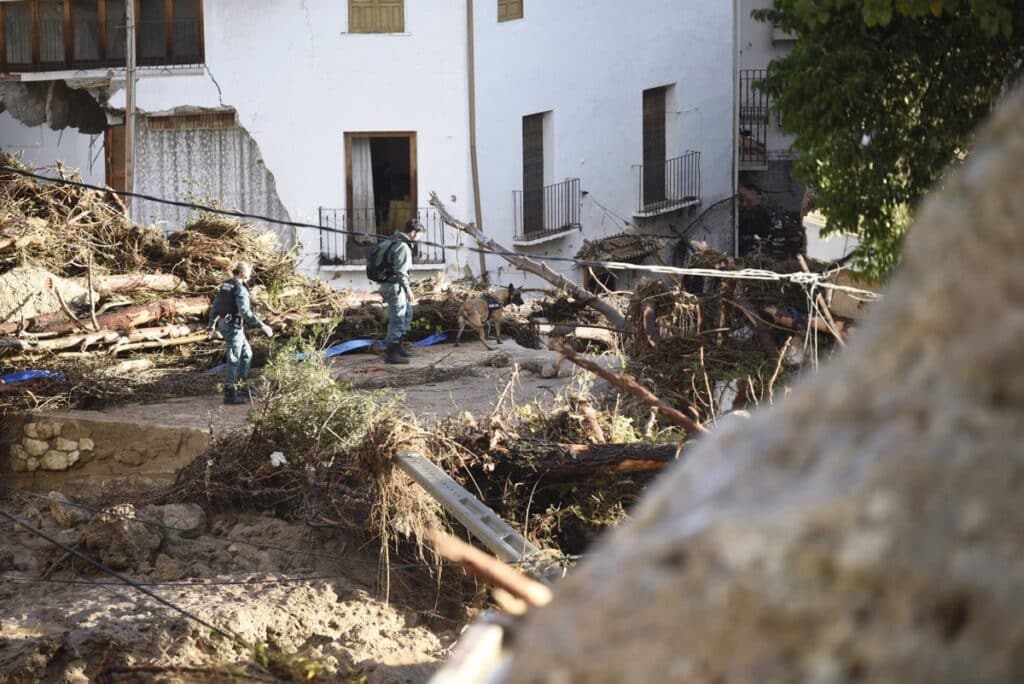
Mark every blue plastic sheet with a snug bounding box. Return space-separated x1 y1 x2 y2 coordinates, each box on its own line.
411 332 447 348
0 370 66 385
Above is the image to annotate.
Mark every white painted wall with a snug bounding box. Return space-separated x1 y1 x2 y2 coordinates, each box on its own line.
0 110 104 185
473 0 737 288
1 1 474 288
738 0 795 156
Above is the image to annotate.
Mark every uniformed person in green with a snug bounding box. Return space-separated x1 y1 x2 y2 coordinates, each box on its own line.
209 261 273 405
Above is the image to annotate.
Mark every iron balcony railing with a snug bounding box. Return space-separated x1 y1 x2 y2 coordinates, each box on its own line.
318 206 447 266
513 178 581 241
1 7 203 72
739 69 769 167
633 151 701 215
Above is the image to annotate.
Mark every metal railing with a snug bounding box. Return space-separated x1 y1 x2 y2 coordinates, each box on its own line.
318 206 447 266
739 69 769 167
633 151 701 214
1 13 202 72
513 178 581 241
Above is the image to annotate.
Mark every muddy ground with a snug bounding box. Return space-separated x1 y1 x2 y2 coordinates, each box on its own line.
0 341 595 682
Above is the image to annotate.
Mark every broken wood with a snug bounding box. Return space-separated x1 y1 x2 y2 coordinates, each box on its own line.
429 192 629 332
762 305 854 341
431 530 553 608
0 297 209 336
550 339 708 434
0 233 45 253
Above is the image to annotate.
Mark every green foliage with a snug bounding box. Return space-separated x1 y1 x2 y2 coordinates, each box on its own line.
755 0 1024 277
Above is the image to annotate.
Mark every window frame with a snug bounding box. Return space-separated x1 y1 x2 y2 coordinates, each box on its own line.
0 0 204 73
348 0 405 34
498 0 523 23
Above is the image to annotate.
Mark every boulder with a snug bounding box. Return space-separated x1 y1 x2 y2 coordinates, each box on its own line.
139 503 207 536
78 504 163 571
48 491 91 528
496 87 1024 683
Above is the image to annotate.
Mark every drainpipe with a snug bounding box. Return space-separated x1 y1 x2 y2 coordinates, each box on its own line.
467 0 489 283
125 0 137 211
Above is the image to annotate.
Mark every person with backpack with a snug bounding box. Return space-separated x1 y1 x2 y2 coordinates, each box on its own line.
208 261 274 404
367 219 424 364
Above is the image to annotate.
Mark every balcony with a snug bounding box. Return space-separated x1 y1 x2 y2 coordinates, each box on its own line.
513 177 581 244
1 0 203 74
739 69 768 170
318 206 447 266
633 151 701 217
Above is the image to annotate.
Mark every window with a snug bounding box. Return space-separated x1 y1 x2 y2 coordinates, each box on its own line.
521 112 546 235
344 132 417 260
0 0 204 72
349 0 404 33
498 0 523 22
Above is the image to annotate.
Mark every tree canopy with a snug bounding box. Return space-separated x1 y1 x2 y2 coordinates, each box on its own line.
755 0 1024 276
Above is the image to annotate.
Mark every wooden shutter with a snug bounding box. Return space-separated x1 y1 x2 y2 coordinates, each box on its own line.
642 87 667 206
349 0 403 33
104 124 127 193
498 0 523 22
522 113 545 234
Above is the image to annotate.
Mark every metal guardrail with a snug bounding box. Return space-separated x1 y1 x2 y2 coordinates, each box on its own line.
513 178 581 241
739 69 769 168
395 452 560 582
633 150 701 215
318 206 446 265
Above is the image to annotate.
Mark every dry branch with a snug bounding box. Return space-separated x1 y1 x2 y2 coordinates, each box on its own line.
549 339 708 434
431 530 553 608
82 273 185 295
428 192 629 332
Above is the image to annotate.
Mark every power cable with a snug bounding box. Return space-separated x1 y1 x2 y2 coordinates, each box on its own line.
0 506 249 647
0 165 881 299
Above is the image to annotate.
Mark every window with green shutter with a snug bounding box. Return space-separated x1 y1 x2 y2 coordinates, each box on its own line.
349 0 404 33
498 0 523 22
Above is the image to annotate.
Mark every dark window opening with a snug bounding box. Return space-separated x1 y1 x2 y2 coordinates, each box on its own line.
345 132 417 261
642 86 667 207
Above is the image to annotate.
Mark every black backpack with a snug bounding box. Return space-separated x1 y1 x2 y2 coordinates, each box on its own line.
211 278 240 317
366 239 400 284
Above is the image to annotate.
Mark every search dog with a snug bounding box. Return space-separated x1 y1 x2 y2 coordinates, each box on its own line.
455 284 525 350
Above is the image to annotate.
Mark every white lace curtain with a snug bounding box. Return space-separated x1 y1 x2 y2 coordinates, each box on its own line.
350 138 376 235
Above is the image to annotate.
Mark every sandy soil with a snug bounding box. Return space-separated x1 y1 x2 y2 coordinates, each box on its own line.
0 340 599 682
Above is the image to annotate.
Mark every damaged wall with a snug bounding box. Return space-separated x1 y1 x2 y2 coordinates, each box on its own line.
132 112 290 238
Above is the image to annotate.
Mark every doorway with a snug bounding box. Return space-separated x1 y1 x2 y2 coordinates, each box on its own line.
345 132 417 261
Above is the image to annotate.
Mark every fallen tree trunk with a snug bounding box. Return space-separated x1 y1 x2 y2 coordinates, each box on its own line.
506 440 681 477
1 297 209 335
0 324 199 353
428 192 629 332
762 304 855 341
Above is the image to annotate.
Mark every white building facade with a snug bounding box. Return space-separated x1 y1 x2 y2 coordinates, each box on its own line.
1 1 740 290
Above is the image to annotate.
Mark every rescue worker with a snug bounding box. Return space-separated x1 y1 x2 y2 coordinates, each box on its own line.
380 219 424 364
209 261 273 404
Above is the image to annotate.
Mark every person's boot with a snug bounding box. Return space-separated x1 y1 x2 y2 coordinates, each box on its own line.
397 342 412 358
385 343 410 365
223 386 247 405
236 383 252 403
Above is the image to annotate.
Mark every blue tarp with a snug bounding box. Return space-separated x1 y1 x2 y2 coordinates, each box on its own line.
0 370 66 385
203 334 446 376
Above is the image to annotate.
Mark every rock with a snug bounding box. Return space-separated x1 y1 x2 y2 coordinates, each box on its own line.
79 504 163 571
67 450 80 466
149 553 186 582
139 503 207 535
39 451 69 471
23 422 39 439
10 456 27 472
34 422 55 439
25 457 39 472
55 437 77 452
497 85 1024 683
22 438 49 457
78 437 95 452
48 491 91 528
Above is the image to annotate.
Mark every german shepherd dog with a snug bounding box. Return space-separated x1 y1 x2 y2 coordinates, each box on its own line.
455 284 525 350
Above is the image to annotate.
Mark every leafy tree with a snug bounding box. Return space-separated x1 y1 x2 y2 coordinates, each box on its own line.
755 0 1024 277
